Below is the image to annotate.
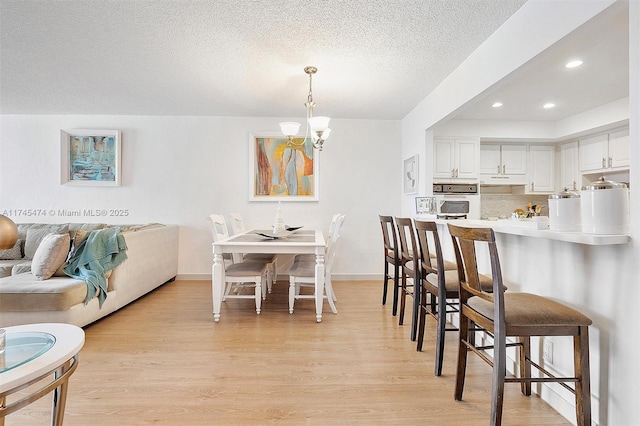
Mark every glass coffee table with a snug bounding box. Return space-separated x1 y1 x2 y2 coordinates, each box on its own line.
0 323 84 425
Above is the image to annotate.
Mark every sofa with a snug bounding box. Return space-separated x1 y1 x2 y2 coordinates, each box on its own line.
0 223 179 328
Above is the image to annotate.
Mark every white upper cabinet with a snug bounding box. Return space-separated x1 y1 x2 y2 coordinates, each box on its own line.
501 145 528 175
608 128 630 169
527 145 555 193
579 128 629 172
559 141 580 191
433 137 479 181
479 143 527 184
479 144 501 175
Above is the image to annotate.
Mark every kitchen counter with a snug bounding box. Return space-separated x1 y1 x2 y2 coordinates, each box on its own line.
416 215 630 246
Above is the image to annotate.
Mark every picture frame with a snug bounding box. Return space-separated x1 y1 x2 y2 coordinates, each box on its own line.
403 155 418 194
249 133 319 202
60 129 121 186
415 196 436 215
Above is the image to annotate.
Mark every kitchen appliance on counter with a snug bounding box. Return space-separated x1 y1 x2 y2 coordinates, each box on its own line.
580 176 629 235
433 183 480 220
548 189 581 232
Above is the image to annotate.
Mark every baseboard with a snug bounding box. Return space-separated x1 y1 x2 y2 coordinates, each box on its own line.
175 273 211 281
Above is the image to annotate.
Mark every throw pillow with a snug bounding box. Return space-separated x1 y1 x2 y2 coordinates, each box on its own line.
24 224 68 259
0 239 22 260
31 233 71 280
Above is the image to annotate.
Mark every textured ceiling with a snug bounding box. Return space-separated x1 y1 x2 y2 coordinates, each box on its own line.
0 0 528 119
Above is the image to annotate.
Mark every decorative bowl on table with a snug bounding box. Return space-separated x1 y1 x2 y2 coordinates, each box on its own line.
255 226 302 239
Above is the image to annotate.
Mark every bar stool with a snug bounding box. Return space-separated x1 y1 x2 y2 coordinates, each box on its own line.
394 217 421 341
448 223 592 426
378 215 402 315
414 219 488 376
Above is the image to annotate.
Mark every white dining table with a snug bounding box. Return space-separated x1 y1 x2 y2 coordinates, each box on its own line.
212 229 326 322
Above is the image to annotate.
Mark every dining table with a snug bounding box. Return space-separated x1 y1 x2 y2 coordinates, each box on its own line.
212 229 326 322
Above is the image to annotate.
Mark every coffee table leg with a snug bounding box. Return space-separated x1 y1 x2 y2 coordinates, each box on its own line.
51 357 73 426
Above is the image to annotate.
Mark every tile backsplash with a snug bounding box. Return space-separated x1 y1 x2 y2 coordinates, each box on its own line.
480 187 549 219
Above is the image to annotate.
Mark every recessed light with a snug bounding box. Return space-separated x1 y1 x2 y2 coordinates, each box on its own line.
543 103 556 109
566 60 583 68
491 102 503 108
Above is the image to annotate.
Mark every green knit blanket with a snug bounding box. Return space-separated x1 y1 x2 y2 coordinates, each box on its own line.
63 228 128 307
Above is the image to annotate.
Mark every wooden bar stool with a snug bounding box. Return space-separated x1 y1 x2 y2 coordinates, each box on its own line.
378 215 402 315
414 219 488 376
394 217 421 341
448 224 592 426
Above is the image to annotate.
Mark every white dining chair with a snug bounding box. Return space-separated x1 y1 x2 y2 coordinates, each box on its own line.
209 214 269 313
288 214 345 315
229 212 277 292
293 213 344 302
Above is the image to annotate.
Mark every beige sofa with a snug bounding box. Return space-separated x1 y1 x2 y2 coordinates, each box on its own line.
0 223 179 328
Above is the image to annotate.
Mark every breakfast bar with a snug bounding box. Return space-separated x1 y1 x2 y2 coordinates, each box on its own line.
429 218 631 245
423 217 632 421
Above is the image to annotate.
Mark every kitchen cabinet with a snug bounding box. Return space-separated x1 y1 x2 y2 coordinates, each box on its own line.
560 141 580 191
433 137 479 181
479 143 527 184
579 128 629 173
527 145 555 193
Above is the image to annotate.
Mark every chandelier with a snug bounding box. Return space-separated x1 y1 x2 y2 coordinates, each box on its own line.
279 66 331 151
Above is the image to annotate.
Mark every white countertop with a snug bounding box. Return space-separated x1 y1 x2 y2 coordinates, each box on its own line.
415 215 630 246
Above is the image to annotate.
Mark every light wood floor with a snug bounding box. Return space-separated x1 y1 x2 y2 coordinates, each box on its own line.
6 280 570 425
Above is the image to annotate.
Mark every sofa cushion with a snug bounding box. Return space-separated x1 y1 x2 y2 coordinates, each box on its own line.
24 224 69 259
31 233 71 280
0 239 22 260
0 265 11 278
18 223 67 242
12 262 32 275
0 273 88 311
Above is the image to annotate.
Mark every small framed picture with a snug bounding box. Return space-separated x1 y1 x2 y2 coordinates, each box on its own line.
403 155 418 194
415 196 436 215
60 129 121 186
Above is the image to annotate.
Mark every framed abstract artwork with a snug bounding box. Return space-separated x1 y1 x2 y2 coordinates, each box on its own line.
403 155 418 194
249 133 319 201
60 129 121 186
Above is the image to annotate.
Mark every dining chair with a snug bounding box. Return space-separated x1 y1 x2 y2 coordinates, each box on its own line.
448 223 592 426
293 213 345 303
209 214 270 314
378 215 402 315
394 217 421 341
288 214 345 315
229 212 277 292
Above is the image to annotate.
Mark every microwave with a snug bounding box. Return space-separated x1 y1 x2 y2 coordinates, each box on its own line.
433 191 481 220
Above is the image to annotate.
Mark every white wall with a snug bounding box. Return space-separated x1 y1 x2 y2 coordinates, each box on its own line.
0 115 401 280
402 1 638 424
